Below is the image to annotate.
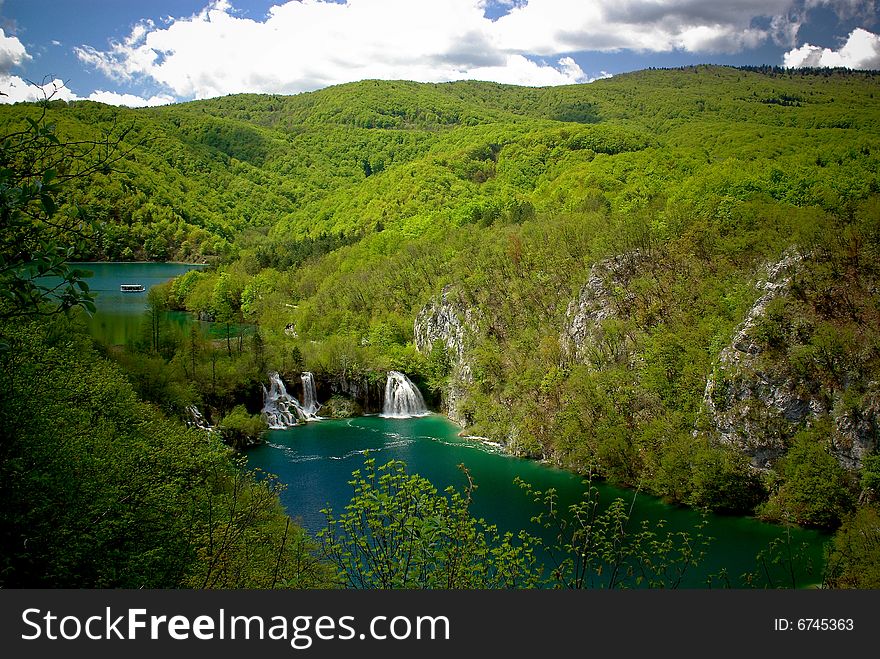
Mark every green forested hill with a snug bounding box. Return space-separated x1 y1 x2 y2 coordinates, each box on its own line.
3 66 880 586
1 66 876 262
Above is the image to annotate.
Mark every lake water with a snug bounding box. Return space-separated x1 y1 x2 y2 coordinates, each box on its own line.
70 261 206 344
246 414 828 588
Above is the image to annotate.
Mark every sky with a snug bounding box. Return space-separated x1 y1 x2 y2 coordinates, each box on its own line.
1 0 878 107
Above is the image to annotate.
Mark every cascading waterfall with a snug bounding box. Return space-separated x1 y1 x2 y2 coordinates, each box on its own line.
380 371 429 419
186 405 214 432
301 372 321 419
261 372 322 429
262 372 306 429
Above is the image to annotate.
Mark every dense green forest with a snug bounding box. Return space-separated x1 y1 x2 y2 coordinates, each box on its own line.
1 65 879 588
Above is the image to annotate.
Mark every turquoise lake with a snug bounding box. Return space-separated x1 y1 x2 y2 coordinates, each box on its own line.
246 414 828 588
70 261 206 344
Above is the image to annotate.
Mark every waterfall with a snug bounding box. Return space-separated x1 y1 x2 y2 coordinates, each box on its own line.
186 405 214 432
261 371 322 429
262 372 306 429
380 371 429 419
301 371 321 419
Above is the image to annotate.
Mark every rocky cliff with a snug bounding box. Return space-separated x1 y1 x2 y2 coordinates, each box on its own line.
561 252 643 365
703 250 877 470
414 285 479 426
326 373 383 414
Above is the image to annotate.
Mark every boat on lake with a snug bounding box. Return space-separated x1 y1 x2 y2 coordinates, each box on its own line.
119 284 145 292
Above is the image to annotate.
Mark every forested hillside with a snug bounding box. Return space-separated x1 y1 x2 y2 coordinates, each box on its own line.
2 65 879 587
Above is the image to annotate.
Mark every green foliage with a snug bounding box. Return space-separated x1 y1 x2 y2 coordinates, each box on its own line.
688 443 765 513
0 108 100 324
320 458 792 590
107 72 880 523
739 525 820 588
516 477 710 588
169 268 205 308
655 437 766 514
6 67 880 584
823 504 880 588
759 428 856 528
423 340 451 394
319 458 540 588
217 404 268 450
861 453 880 501
0 320 332 587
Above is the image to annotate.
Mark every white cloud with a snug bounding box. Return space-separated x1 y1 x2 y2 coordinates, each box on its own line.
490 0 795 54
0 22 177 108
0 76 78 103
0 33 73 105
0 27 30 73
7 1 878 105
0 74 176 107
783 27 880 68
86 90 175 107
465 54 587 85
72 0 830 101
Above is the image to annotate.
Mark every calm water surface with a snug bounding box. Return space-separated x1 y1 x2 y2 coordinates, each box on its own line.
246 415 828 588
72 261 205 343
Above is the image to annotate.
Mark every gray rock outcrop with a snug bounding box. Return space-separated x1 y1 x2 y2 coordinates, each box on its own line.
327 374 383 414
414 285 479 426
562 252 642 365
703 249 876 470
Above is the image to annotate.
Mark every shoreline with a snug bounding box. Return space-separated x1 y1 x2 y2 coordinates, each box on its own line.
69 260 210 266
255 411 830 587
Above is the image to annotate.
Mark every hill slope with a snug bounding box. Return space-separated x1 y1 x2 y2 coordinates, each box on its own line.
3 66 879 532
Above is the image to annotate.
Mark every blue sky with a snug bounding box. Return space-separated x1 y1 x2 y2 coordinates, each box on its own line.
1 0 878 106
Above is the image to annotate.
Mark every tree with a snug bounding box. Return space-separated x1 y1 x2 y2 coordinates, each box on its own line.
217 405 267 451
0 93 136 329
146 284 168 353
759 430 855 529
860 453 880 502
423 339 451 394
211 272 239 357
251 328 267 374
688 444 766 514
184 322 207 381
0 321 332 588
319 458 540 588
289 345 304 372
516 477 710 588
823 505 880 588
1 109 92 326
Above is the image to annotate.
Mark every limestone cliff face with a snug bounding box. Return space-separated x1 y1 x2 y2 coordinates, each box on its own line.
326 374 383 414
561 252 642 365
833 388 880 469
414 285 478 426
703 250 876 470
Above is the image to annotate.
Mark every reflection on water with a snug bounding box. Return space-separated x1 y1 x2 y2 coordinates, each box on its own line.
66 262 206 345
64 262 248 345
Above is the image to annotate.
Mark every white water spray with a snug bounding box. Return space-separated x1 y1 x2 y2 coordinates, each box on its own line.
380 371 429 419
301 371 321 419
262 372 304 429
186 405 214 432
262 372 323 429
